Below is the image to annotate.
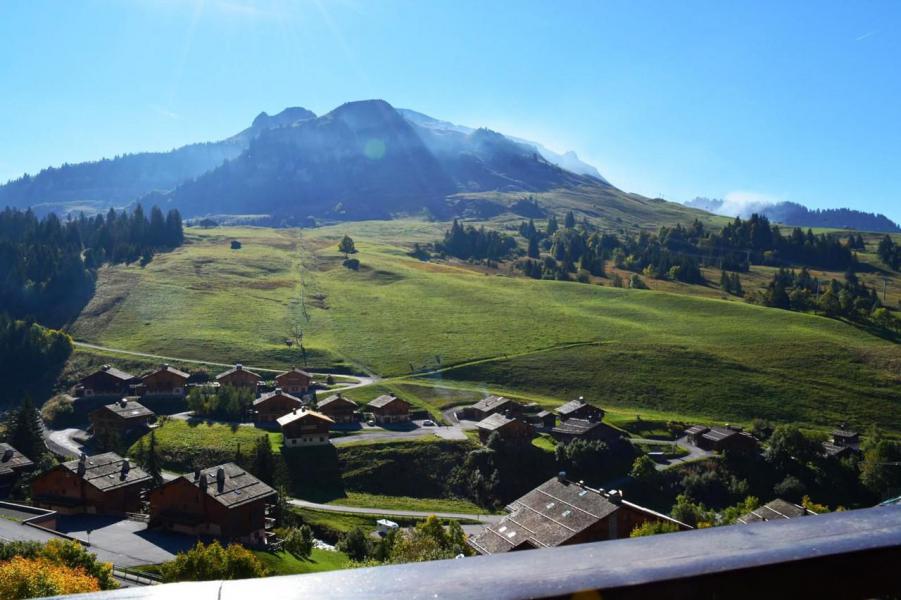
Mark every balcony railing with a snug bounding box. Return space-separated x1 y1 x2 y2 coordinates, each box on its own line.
47 505 901 600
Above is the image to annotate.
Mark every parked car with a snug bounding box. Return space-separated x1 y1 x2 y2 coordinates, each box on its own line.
422 420 436 427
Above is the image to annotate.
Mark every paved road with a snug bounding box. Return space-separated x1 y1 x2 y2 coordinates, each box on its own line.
629 436 714 470
288 498 502 524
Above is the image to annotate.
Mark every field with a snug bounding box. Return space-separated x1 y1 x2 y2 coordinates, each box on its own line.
254 548 352 575
73 222 900 434
329 491 486 514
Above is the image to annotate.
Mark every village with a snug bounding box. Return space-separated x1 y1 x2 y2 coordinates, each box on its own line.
0 358 872 586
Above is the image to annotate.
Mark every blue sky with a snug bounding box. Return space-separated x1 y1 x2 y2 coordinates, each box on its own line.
1 0 899 221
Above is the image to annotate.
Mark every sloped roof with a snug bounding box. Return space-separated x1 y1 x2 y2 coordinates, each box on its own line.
470 395 518 413
556 399 595 416
216 364 261 380
477 413 515 432
736 499 813 524
87 365 135 382
0 443 33 472
685 425 709 436
277 409 334 427
98 399 155 420
367 394 408 409
822 441 854 457
253 390 303 407
318 394 359 409
276 367 313 379
832 428 859 439
144 364 189 380
60 452 151 492
701 426 737 442
179 463 276 509
551 418 618 438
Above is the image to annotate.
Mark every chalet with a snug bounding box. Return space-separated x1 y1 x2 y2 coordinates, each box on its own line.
149 463 277 545
141 364 189 397
556 398 604 422
317 393 359 424
686 425 758 454
822 441 856 460
0 443 34 495
90 399 155 440
277 409 334 447
477 413 534 445
32 452 151 515
76 365 137 398
831 426 860 449
461 396 524 421
535 410 557 428
253 389 304 423
216 364 261 392
468 474 689 555
550 419 622 444
736 498 815 524
274 367 313 395
367 394 411 425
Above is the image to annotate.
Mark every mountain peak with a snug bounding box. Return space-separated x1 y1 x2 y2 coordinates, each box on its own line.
251 107 316 130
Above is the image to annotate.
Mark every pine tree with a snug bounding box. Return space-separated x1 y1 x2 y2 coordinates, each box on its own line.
730 273 743 296
252 436 275 485
141 430 163 487
527 236 539 259
720 270 730 292
546 215 559 236
564 210 576 229
5 396 46 461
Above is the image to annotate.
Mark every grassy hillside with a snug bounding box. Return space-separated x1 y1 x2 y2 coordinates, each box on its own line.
75 222 900 433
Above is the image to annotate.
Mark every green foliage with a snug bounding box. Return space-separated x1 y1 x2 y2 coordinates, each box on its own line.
159 541 268 583
251 435 276 486
3 396 48 462
765 425 820 470
132 430 163 487
630 520 681 537
859 426 901 500
629 274 648 289
186 385 254 421
0 539 117 591
438 220 517 261
877 235 900 270
336 527 370 562
338 235 357 258
0 316 72 407
630 454 659 482
281 525 314 559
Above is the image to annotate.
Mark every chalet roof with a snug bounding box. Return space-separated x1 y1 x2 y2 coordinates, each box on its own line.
470 395 518 413
98 399 155 420
832 428 859 439
144 364 189 380
822 441 854 458
60 452 151 492
87 365 135 382
556 399 596 416
318 394 359 409
216 364 261 381
551 418 617 438
367 394 408 410
180 463 276 509
701 426 739 443
468 476 686 555
736 499 814 524
253 389 303 407
276 367 313 379
277 408 335 427
685 425 709 436
536 410 552 418
477 413 515 432
0 443 33 472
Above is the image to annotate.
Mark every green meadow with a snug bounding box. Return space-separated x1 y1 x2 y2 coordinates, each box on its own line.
76 222 900 433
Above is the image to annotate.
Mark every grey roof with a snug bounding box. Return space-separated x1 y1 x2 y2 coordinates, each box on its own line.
556 399 595 416
685 425 709 436
470 395 518 413
99 399 155 420
832 429 859 439
253 390 303 407
60 452 151 492
180 463 276 509
736 499 813 524
90 365 135 381
276 367 313 379
822 441 854 457
701 426 737 442
318 394 358 409
216 365 261 380
536 410 552 418
551 419 617 437
477 413 515 432
367 394 408 409
0 443 34 472
144 364 189 379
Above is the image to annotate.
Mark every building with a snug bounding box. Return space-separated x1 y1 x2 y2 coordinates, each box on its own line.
216 364 261 392
149 463 277 545
535 410 557 428
274 367 313 395
253 389 304 423
141 364 190 397
317 393 359 424
0 443 34 495
468 474 689 555
550 419 622 444
831 426 860 449
89 399 155 441
367 394 411 425
686 425 758 454
736 499 815 524
76 365 138 398
556 398 604 422
477 413 534 444
31 452 151 515
277 409 334 447
822 441 856 460
461 395 524 421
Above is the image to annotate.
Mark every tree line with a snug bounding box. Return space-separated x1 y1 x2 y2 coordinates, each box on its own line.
0 316 72 407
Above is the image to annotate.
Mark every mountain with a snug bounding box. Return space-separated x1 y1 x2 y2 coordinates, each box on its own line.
686 197 900 233
0 107 317 215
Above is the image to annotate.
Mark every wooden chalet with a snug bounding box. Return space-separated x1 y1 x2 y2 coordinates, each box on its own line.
141 364 189 397
77 365 138 398
535 410 557 428
367 394 411 424
149 463 277 545
468 474 689 555
686 425 758 454
90 399 155 440
216 364 261 392
461 396 524 421
831 426 860 449
556 398 604 422
736 499 815 524
0 443 34 495
31 452 151 515
253 388 304 423
822 441 856 460
317 393 359 424
477 413 534 444
274 367 313 395
550 419 622 444
277 409 334 447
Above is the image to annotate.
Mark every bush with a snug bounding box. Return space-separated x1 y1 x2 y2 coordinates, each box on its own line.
630 520 681 537
40 394 77 428
0 557 100 599
0 539 117 594
336 527 371 562
281 525 314 559
159 541 268 582
629 274 648 289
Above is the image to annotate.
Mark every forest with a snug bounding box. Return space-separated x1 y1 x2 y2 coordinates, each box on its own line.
0 315 72 406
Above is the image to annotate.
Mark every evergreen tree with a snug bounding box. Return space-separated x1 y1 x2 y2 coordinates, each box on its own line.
527 236 539 259
564 210 576 229
142 430 163 487
4 396 46 461
338 235 356 259
545 215 559 236
251 436 275 485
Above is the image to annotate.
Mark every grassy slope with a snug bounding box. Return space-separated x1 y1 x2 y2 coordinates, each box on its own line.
75 222 900 433
254 549 351 575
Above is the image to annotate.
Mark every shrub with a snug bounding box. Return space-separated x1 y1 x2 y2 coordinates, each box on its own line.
159 541 268 582
0 557 100 599
630 520 680 537
281 525 314 559
336 527 370 562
